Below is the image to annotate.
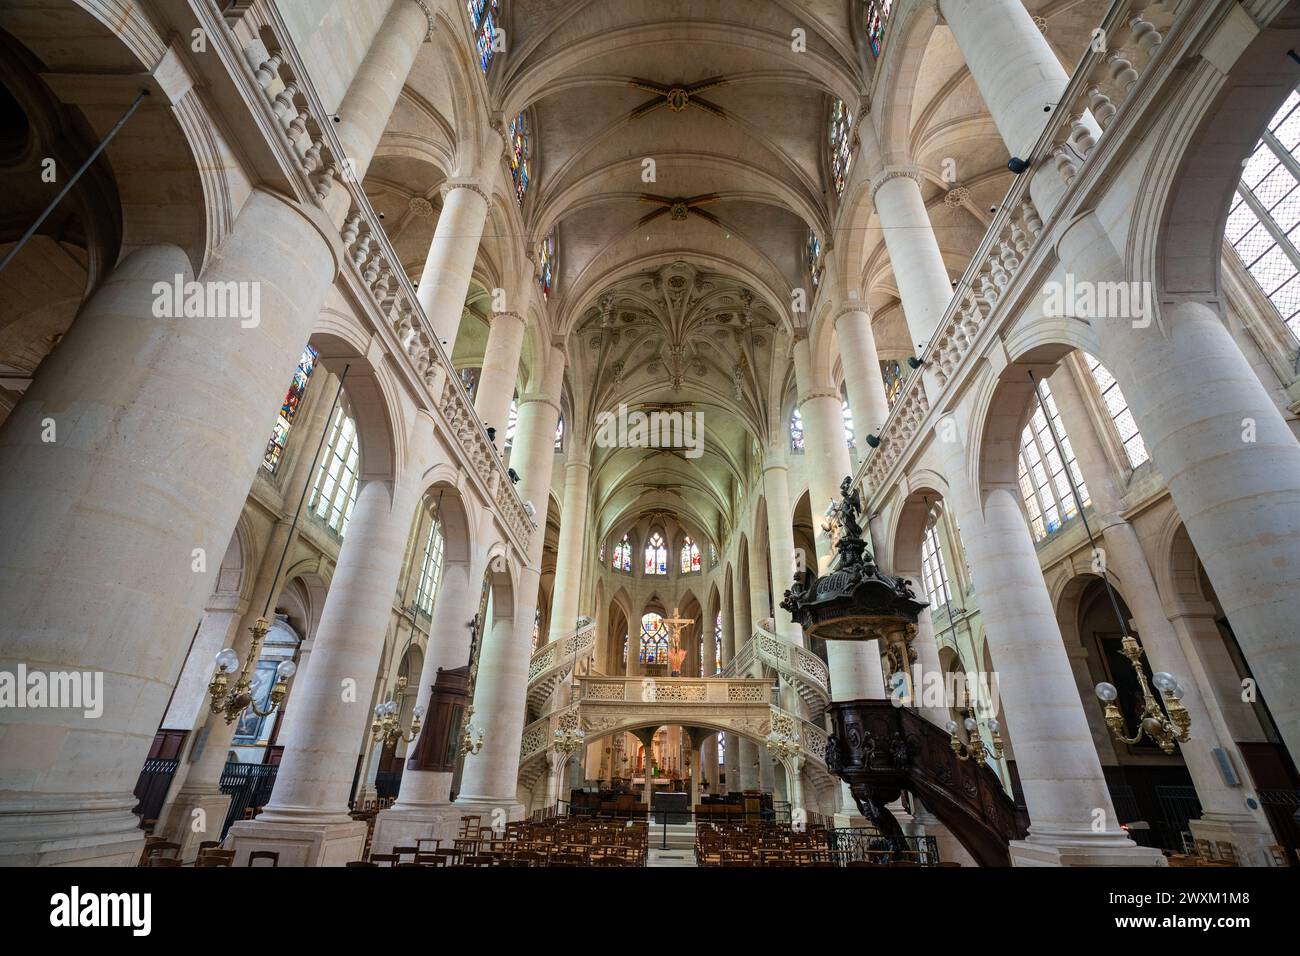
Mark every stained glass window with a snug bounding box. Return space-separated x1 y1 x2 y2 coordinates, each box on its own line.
842 394 856 450
866 0 894 58
468 0 500 75
921 517 951 613
1017 379 1090 542
507 112 530 208
309 406 361 536
613 534 632 572
790 408 805 453
503 395 518 448
415 516 445 615
807 230 823 286
639 612 669 665
709 542 718 568
881 359 904 409
459 366 479 399
829 99 855 196
538 230 556 299
1227 89 1300 339
263 345 317 473
531 606 541 654
1083 353 1149 469
713 612 722 675
644 532 668 575
554 415 565 451
718 731 726 766
680 537 701 574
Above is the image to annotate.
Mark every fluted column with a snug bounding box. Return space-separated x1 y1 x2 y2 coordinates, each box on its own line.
1046 364 1275 862
417 181 491 349
0 188 338 866
474 310 527 440
762 454 803 645
548 456 592 643
868 169 952 350
333 0 431 183
934 411 1162 866
834 306 892 440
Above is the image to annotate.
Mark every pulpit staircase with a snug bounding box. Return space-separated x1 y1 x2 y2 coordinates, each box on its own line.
827 699 1029 867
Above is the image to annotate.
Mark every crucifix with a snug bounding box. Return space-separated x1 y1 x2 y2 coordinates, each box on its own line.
663 606 695 676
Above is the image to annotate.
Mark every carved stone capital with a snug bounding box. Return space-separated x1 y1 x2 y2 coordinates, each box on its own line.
833 302 872 323
797 388 840 407
440 179 491 204
487 309 525 326
869 165 924 200
411 0 435 41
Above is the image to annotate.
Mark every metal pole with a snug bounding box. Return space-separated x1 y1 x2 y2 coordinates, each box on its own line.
1027 370 1131 637
0 89 149 276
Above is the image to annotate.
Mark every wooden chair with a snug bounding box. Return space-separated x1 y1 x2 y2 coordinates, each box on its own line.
368 853 398 867
392 845 419 864
148 857 183 867
196 849 235 867
247 850 280 867
141 841 181 866
345 861 377 867
1214 842 1239 865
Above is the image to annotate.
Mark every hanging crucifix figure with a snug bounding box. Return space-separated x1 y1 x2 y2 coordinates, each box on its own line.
663 606 695 676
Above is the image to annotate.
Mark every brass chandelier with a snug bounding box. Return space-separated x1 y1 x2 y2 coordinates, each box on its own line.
371 676 425 747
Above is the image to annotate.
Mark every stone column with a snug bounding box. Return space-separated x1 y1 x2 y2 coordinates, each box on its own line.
934 412 1162 866
416 181 491 349
369 555 477 853
747 527 770 632
1060 213 1300 767
937 0 1094 215
720 595 736 668
0 188 338 866
548 457 591 643
333 0 431 183
868 169 952 350
474 310 527 440
1047 364 1276 863
738 739 760 792
762 454 803 645
229 447 429 865
454 349 565 816
834 306 892 441
158 367 343 857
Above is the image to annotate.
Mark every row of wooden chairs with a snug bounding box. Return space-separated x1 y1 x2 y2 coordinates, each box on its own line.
138 836 278 867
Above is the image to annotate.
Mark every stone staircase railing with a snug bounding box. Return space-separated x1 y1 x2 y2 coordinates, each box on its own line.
525 617 596 719
769 704 832 772
752 620 830 721
720 621 830 721
518 701 581 789
859 0 1187 503
209 1 533 552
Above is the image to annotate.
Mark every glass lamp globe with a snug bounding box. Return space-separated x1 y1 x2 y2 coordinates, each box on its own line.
987 718 1000 734
1095 682 1118 702
1151 671 1177 693
215 648 240 674
374 703 386 718
275 659 297 680
945 720 958 734
412 705 425 719
963 717 977 733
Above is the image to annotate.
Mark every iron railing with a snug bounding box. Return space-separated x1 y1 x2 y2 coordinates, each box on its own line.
218 762 279 838
131 757 179 828
825 827 941 866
